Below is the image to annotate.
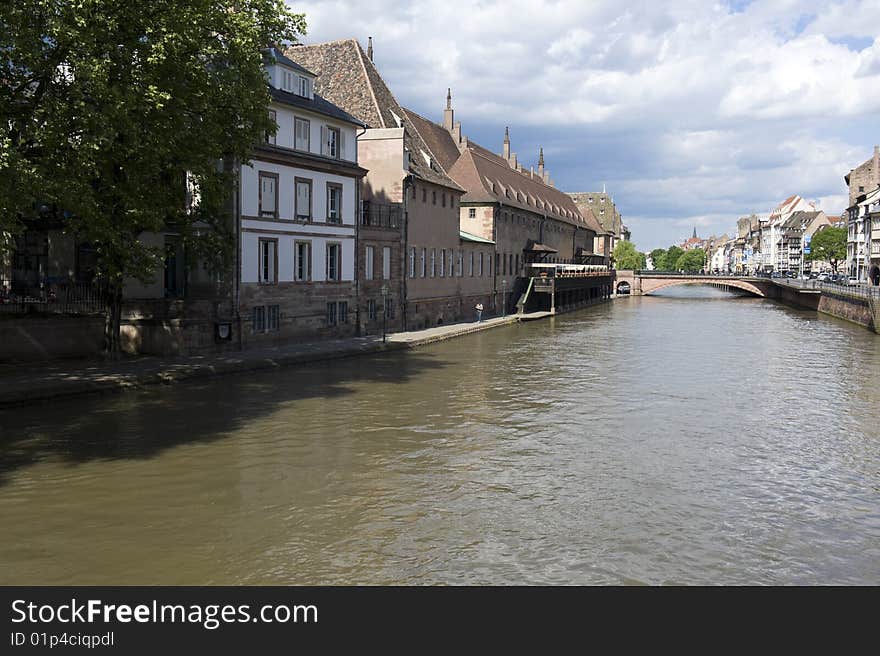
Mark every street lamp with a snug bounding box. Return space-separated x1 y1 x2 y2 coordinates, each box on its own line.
380 284 389 343
501 279 507 317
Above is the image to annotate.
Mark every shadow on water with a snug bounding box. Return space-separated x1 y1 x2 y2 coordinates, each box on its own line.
0 349 449 487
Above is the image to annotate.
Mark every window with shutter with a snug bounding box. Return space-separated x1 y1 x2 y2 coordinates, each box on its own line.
258 172 278 218
294 241 311 282
326 127 340 158
382 246 391 279
327 184 342 223
295 178 311 221
295 117 310 151
258 239 277 283
266 110 276 145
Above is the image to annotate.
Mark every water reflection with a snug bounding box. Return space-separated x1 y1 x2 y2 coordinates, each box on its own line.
1 286 879 585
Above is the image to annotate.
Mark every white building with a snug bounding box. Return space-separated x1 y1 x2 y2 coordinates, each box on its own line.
764 195 814 273
238 48 367 344
847 186 880 281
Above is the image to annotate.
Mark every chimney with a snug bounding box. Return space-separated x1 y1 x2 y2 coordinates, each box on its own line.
367 37 373 61
537 147 545 180
510 152 517 169
443 88 454 133
453 120 462 145
530 165 534 178
503 126 510 161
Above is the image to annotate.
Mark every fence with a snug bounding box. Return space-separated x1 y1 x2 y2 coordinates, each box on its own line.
776 278 880 299
360 202 402 229
0 278 108 315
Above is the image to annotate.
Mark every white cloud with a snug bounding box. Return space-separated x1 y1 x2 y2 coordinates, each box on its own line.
290 0 880 250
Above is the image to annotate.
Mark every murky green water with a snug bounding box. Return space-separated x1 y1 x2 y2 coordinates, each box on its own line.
1 286 879 584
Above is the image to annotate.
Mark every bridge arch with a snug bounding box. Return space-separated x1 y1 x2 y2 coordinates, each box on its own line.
616 281 631 295
640 277 766 297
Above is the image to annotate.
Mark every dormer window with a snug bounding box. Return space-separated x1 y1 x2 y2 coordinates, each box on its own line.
298 76 310 98
282 70 294 92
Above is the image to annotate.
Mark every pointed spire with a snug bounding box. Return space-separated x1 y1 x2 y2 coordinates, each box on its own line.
504 126 510 144
538 146 545 180
367 37 373 61
503 126 510 160
443 87 454 132
538 147 544 166
693 226 697 239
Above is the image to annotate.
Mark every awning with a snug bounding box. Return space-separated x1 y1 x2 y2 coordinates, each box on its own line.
524 242 558 253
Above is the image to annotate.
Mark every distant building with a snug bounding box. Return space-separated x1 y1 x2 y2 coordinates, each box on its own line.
569 190 625 257
844 147 880 283
845 145 880 207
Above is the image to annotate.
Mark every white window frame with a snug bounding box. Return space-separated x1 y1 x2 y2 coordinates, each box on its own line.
258 238 277 284
294 240 311 282
326 243 341 282
294 117 310 152
365 245 375 280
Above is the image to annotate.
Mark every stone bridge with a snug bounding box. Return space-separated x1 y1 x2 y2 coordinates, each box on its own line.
614 271 775 297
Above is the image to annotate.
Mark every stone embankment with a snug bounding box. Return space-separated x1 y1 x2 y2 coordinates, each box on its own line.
0 312 555 408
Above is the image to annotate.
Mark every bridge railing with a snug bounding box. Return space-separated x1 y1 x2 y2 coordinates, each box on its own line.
777 278 880 299
634 271 744 277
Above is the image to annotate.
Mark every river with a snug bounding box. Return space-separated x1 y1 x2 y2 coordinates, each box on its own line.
1 286 879 585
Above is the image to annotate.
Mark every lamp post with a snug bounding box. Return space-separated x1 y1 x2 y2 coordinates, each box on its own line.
501 279 507 317
380 284 389 343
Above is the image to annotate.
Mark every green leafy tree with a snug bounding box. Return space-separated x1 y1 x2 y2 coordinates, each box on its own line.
664 245 684 270
806 226 846 273
0 0 306 355
613 240 646 270
675 248 706 272
650 248 667 270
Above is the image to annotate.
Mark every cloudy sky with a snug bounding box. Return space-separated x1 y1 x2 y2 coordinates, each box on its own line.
290 0 880 250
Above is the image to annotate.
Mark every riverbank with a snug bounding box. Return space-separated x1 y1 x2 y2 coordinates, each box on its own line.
0 311 554 408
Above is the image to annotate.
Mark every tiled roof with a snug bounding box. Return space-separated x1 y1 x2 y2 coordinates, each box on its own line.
263 47 316 77
402 108 462 172
783 210 821 229
447 146 589 228
285 39 462 191
577 206 604 234
269 87 366 127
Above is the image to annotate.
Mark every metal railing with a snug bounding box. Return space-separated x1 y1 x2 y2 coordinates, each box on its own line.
0 278 108 315
360 202 402 229
776 278 880 299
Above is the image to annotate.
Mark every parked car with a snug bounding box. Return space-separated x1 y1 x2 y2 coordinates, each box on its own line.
817 273 830 282
848 277 861 286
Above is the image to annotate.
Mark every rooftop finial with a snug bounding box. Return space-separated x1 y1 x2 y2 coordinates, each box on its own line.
367 36 373 61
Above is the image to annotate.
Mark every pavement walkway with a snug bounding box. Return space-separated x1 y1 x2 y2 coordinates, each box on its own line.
0 313 532 408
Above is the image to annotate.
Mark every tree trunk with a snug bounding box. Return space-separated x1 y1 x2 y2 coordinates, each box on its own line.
104 280 123 360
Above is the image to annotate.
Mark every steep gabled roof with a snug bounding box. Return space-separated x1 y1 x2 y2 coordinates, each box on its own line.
577 206 604 234
268 87 366 127
285 39 462 191
783 210 822 230
447 147 587 228
263 47 316 77
402 108 462 172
